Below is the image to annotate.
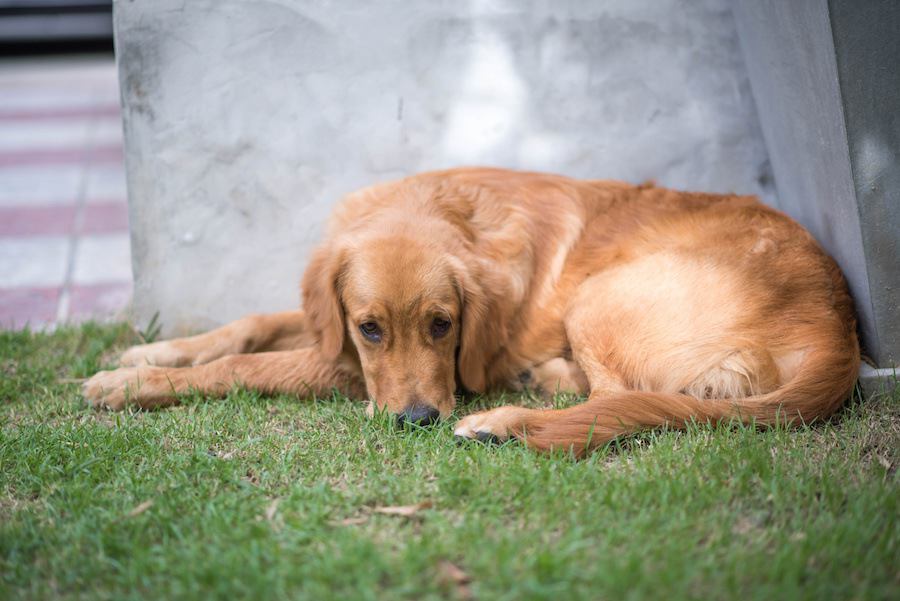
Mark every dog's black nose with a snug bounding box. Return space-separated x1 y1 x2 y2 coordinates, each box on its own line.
397 404 441 427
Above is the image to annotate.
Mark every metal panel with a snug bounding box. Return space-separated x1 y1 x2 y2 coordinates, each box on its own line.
829 0 900 365
733 0 898 365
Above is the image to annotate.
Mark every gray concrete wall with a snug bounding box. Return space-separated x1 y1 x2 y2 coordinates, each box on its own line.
734 0 899 366
115 0 773 335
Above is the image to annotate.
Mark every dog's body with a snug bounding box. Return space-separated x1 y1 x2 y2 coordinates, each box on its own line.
84 168 859 454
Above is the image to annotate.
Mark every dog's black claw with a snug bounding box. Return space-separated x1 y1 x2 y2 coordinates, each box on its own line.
475 431 502 445
454 432 502 446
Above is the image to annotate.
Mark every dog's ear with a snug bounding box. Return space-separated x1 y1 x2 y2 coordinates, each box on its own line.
301 242 347 360
453 259 505 393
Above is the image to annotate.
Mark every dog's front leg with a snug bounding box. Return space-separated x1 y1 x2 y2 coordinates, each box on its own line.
83 348 364 410
119 310 313 367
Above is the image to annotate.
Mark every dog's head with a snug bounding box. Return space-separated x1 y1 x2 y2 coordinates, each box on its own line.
301 216 500 425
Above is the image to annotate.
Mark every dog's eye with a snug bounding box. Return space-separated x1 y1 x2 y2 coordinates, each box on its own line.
431 317 451 339
359 322 382 342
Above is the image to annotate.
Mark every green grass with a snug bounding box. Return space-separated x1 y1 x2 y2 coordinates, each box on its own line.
1 324 898 601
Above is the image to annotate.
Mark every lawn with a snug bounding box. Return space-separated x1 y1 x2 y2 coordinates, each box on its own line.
1 324 898 600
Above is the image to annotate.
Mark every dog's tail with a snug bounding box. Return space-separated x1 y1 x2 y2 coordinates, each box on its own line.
521 339 860 456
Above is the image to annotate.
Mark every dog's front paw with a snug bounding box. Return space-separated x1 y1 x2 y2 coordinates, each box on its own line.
83 367 149 410
454 406 534 443
119 341 188 367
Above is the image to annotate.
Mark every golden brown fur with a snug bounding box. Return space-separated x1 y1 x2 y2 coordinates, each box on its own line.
84 168 860 455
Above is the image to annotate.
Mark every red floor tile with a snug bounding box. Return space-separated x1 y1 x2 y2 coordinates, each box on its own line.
69 282 132 321
82 202 129 234
0 105 121 121
0 205 77 236
0 144 123 167
0 286 60 328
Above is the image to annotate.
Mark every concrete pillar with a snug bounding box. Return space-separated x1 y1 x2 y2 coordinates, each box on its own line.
733 0 899 373
113 0 772 335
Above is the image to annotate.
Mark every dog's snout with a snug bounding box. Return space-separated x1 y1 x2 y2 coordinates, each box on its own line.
396 404 441 427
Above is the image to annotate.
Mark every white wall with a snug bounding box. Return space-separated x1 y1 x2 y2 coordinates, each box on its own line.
115 0 773 335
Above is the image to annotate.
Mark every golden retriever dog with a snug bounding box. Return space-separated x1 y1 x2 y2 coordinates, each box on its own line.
83 168 860 454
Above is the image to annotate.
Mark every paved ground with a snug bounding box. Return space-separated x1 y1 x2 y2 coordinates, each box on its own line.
0 55 131 330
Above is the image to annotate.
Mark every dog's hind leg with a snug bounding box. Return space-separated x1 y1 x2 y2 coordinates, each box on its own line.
455 255 788 454
455 355 634 450
516 357 591 397
85 347 365 410
454 304 629 445
119 310 313 367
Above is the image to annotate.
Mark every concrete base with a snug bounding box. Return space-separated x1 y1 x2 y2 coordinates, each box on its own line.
114 0 773 336
858 363 900 398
